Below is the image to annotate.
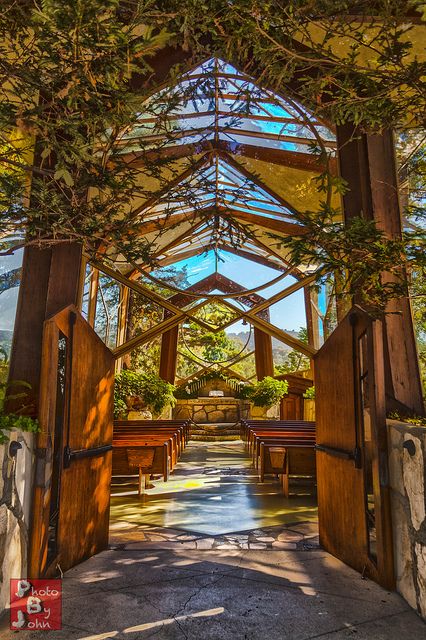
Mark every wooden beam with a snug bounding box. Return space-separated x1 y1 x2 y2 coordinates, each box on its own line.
221 298 316 357
222 209 305 236
7 243 83 414
122 138 336 173
115 285 130 373
215 243 287 272
337 125 424 415
254 328 274 380
159 325 179 384
87 267 99 327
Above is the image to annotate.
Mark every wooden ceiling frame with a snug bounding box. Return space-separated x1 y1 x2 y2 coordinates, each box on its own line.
122 139 335 172
214 243 288 273
150 219 207 260
220 298 316 357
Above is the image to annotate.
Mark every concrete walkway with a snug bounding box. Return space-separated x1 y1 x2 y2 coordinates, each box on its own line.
2 442 425 639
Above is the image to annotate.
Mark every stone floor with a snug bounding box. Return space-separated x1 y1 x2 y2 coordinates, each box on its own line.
109 440 318 539
2 441 425 639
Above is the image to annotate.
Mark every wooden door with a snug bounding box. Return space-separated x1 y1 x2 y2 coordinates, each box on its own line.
314 306 394 588
30 305 114 577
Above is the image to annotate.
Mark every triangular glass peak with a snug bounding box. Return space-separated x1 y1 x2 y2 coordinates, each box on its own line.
121 57 336 154
140 155 298 223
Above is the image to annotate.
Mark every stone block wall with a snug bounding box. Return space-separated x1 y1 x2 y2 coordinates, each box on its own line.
174 398 250 423
0 431 35 615
388 420 426 617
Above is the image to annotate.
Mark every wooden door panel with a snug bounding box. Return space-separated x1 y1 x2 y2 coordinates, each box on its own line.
314 307 394 588
30 305 114 577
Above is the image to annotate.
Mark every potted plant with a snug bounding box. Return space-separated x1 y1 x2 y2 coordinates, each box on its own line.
244 377 289 419
114 370 176 419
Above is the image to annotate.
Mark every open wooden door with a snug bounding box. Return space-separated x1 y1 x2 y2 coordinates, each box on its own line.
30 305 114 578
314 306 394 588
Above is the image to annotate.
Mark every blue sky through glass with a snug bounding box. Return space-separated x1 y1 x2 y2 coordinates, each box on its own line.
153 249 306 333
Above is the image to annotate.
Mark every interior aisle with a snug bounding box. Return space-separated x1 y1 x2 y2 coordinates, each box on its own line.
3 441 424 639
109 440 318 546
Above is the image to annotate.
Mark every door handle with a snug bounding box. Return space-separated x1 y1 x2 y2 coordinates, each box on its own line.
315 444 361 467
63 444 113 468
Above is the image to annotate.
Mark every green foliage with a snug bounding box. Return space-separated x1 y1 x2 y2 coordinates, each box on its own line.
246 377 288 408
174 371 246 399
303 386 316 400
114 369 176 417
388 411 426 427
0 349 40 443
140 374 176 416
275 328 310 374
0 413 40 445
275 212 412 316
0 0 174 261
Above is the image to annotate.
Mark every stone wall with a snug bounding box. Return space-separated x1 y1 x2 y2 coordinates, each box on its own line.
174 398 250 423
0 430 35 615
388 420 426 618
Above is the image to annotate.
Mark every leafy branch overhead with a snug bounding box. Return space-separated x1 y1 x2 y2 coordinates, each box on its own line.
0 0 424 320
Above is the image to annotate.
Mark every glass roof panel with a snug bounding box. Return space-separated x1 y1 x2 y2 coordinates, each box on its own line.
120 57 336 154
139 156 298 223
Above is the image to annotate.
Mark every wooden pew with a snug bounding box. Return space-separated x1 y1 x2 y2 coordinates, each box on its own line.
241 420 315 447
114 419 190 447
112 420 190 487
246 423 315 457
112 439 170 484
259 440 316 497
241 420 316 498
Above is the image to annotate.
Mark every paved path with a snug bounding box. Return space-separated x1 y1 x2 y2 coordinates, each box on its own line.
2 442 425 639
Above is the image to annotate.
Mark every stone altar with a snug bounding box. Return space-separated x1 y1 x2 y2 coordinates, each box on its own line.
173 397 250 424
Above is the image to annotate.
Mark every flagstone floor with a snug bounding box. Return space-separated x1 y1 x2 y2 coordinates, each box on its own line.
109 440 318 542
2 441 425 639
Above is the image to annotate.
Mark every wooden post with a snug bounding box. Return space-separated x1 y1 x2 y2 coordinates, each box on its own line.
304 286 321 349
159 324 179 383
115 286 130 373
7 242 83 414
254 327 274 380
337 125 424 415
87 267 99 327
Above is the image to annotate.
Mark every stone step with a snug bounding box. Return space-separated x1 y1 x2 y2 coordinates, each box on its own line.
189 422 241 441
193 423 239 430
190 434 241 441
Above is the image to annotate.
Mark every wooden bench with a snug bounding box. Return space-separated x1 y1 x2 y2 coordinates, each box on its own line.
259 440 316 497
112 420 190 489
240 420 316 497
241 419 315 447
112 439 171 484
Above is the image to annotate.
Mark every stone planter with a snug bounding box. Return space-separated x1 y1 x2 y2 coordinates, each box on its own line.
250 403 280 420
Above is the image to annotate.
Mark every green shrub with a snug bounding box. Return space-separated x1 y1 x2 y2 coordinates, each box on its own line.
0 363 40 444
248 377 288 407
114 370 176 418
303 385 316 400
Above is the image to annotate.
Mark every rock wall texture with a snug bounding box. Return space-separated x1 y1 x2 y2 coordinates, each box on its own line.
0 431 35 615
174 398 250 423
388 420 426 617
